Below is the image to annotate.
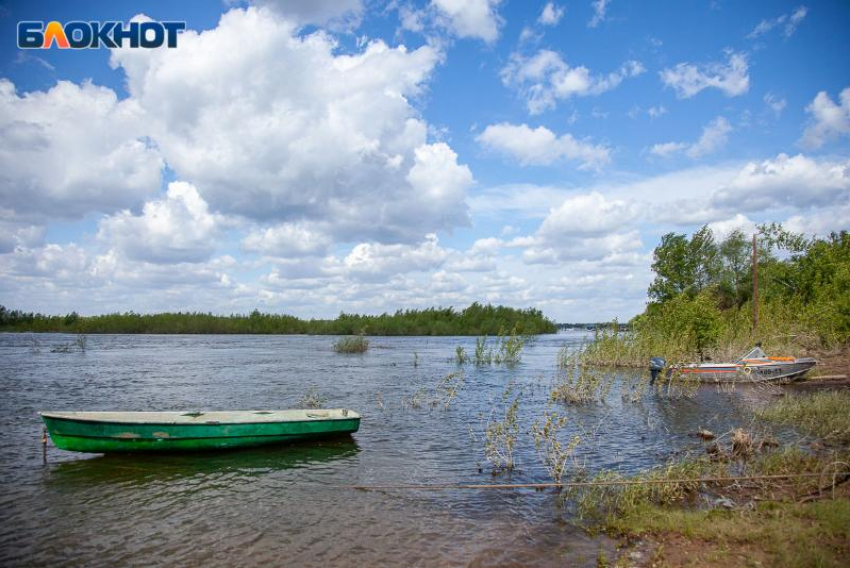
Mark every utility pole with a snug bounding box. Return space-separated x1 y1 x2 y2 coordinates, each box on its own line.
752 233 758 333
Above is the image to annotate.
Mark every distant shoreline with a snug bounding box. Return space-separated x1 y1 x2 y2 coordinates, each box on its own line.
0 303 558 336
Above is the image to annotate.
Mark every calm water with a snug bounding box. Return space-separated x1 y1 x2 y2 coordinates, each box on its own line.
0 332 768 566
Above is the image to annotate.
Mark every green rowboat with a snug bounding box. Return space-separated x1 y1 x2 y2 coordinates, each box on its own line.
40 409 360 453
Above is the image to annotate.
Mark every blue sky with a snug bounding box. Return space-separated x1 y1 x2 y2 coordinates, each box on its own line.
0 0 848 322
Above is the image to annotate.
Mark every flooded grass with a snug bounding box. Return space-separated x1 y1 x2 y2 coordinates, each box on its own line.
296 386 328 409
333 335 370 354
757 391 850 445
482 384 521 473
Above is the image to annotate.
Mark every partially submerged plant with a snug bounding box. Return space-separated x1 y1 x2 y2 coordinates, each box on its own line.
531 411 582 483
436 370 464 409
297 386 327 409
474 336 492 365
551 357 614 404
483 384 521 473
50 334 88 354
455 345 469 365
333 335 369 354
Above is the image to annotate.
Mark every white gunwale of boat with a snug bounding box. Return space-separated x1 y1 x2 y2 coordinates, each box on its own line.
39 409 360 425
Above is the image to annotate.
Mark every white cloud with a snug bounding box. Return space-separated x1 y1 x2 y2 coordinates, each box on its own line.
707 214 756 240
242 223 331 258
477 123 611 170
538 2 565 26
650 117 732 159
647 105 667 119
800 87 850 149
712 153 850 212
97 181 224 264
747 6 808 39
513 192 642 265
686 117 733 158
588 0 610 28
343 234 449 281
764 93 787 117
785 203 850 236
110 7 470 244
502 50 644 114
431 0 503 43
649 141 688 157
253 0 363 27
538 192 639 237
660 51 749 99
0 79 162 220
0 217 45 254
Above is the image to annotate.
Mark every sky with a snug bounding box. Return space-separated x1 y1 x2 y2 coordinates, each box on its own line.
0 0 848 323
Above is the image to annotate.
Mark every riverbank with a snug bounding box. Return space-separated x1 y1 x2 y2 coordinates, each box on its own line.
599 389 850 567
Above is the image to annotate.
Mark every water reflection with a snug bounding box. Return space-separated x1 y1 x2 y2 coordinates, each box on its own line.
45 437 360 489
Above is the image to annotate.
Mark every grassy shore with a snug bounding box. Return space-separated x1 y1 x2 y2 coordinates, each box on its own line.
582 391 850 567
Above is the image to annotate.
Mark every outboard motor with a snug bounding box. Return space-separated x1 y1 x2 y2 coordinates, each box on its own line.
649 357 666 384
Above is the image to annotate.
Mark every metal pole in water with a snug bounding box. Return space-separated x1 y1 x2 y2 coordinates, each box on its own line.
752 233 758 333
42 426 47 464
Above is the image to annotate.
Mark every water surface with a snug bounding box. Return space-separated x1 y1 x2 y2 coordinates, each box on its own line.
0 332 767 566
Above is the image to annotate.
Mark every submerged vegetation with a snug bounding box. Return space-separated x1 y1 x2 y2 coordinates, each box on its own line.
333 335 370 354
581 226 850 366
0 302 556 336
456 327 527 366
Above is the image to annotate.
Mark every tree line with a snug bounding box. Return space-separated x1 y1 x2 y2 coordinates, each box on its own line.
637 224 849 356
0 302 558 336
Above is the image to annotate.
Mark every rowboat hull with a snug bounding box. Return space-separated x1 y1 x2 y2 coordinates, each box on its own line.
40 409 361 453
680 358 816 383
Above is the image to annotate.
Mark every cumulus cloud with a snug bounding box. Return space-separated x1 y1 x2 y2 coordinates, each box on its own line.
513 192 642 264
431 0 503 43
97 181 224 264
110 7 471 244
0 217 45 254
343 234 449 281
785 203 850 236
242 223 331 258
588 0 610 28
0 79 162 220
707 214 756 240
538 2 565 26
660 51 749 99
747 6 808 39
501 49 644 114
711 153 850 213
477 123 611 170
800 87 850 149
650 117 732 159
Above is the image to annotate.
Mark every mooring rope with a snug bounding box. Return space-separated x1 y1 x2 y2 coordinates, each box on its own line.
343 471 847 491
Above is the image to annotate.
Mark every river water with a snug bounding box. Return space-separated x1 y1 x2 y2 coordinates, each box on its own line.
0 332 769 566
